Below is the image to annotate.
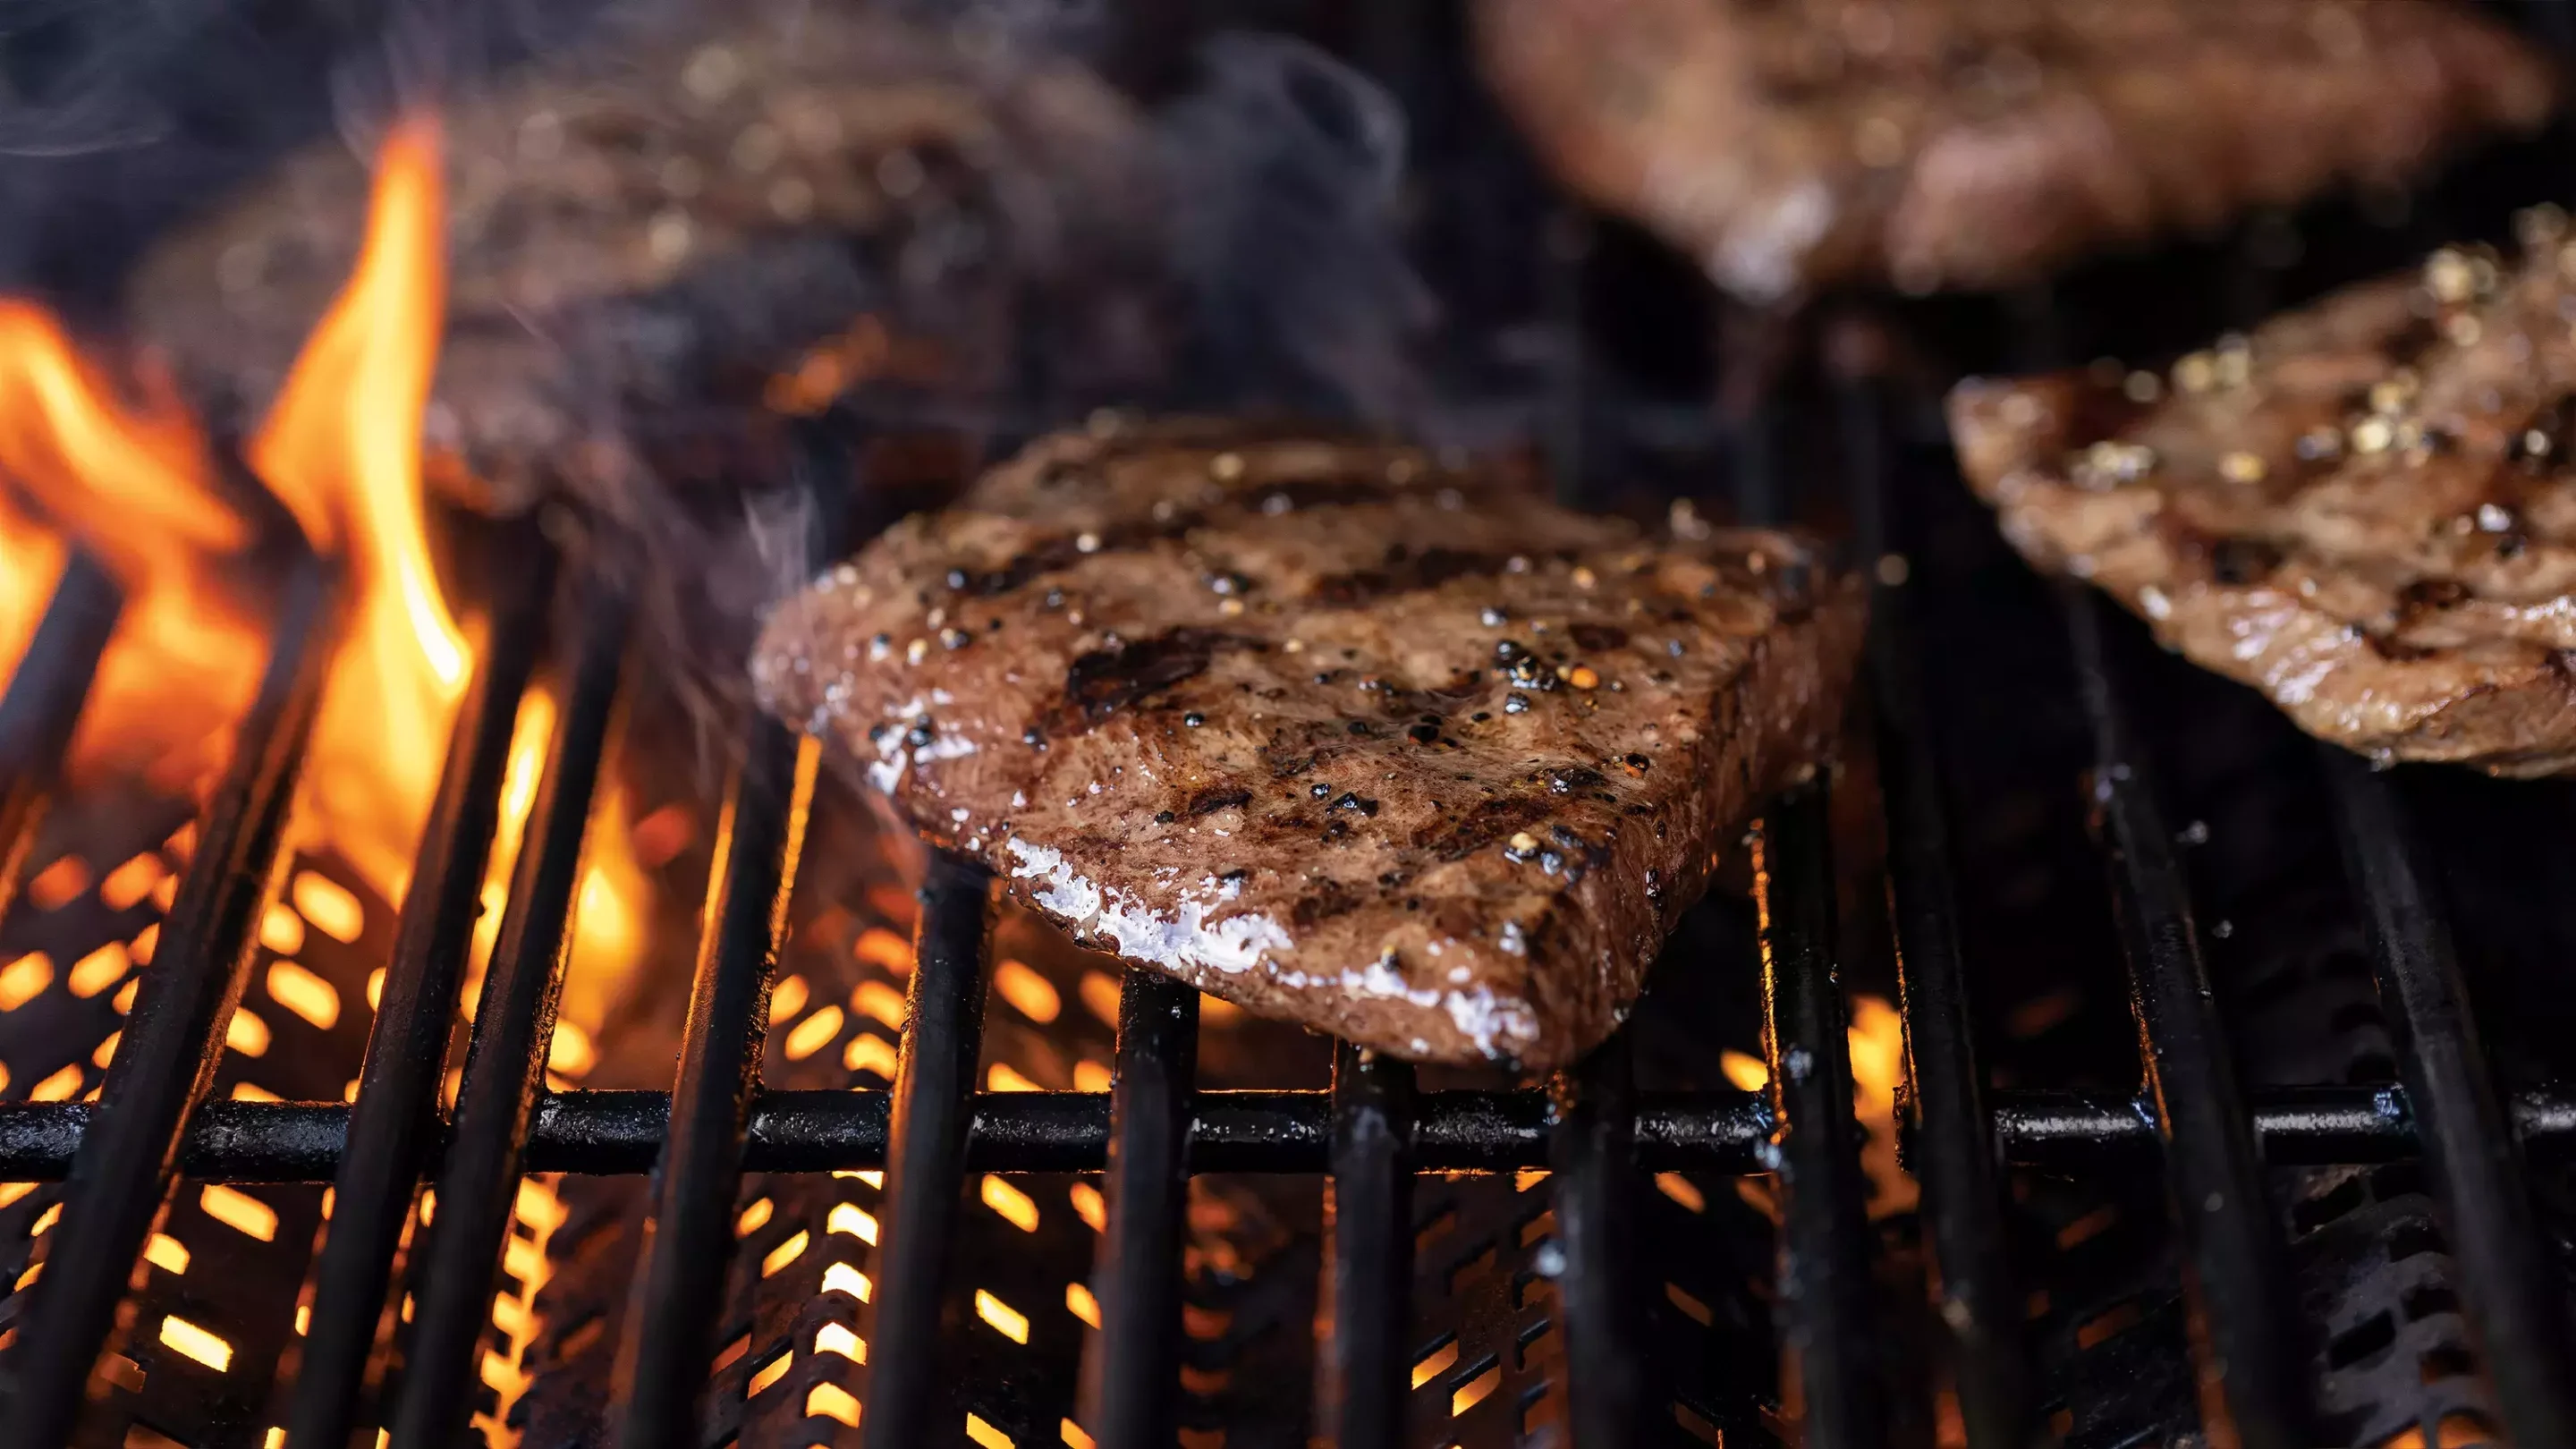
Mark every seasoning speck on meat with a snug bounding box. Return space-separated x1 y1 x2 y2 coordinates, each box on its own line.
1950 209 2576 777
752 420 1864 1065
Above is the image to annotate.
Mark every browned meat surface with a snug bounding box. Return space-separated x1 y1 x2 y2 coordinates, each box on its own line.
1950 210 2576 776
751 420 1862 1065
1474 0 2555 301
125 2 1146 515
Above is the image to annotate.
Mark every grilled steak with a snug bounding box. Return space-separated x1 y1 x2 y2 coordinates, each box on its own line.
1474 0 2555 301
1950 210 2576 776
125 2 1148 516
751 421 1862 1065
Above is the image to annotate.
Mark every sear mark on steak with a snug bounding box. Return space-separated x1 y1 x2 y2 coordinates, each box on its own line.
752 419 1864 1064
1949 213 2576 777
1474 0 2555 301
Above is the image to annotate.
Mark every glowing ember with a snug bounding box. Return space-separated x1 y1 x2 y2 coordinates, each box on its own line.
246 113 467 902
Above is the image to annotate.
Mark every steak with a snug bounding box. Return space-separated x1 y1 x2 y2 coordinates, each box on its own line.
1949 209 2576 777
751 420 1863 1065
1473 0 2555 301
124 1 1149 517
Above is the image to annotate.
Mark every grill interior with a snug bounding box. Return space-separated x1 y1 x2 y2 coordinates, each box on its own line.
6 3 2576 1448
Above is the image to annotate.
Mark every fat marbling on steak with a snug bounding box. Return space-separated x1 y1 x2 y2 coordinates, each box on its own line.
1474 0 2555 301
1950 209 2576 777
751 421 1863 1065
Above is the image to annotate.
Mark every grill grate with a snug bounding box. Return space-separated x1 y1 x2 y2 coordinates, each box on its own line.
10 8 2576 1447
3 370 2573 1448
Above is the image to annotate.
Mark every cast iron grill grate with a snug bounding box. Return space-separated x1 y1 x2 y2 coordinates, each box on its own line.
1 357 2573 1448
5 4 2576 1446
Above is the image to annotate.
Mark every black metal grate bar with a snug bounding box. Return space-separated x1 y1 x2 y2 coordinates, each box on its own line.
282 534 553 1449
1868 590 2032 1445
1844 371 2035 1446
5 557 334 1449
2065 589 2312 1448
1758 784 1887 1447
1546 1031 1644 1445
607 724 820 1449
1081 968 1200 1445
858 854 993 1449
0 552 121 928
4 1079 2566 1179
385 582 631 1448
2320 748 2576 1446
1319 1038 1415 1449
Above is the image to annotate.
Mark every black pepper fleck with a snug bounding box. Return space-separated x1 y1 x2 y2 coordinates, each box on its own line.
1183 712 1207 727
1310 783 1332 799
1504 692 1531 714
1155 810 1176 824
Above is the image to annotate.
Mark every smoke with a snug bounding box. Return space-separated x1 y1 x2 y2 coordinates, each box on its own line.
1150 31 1433 427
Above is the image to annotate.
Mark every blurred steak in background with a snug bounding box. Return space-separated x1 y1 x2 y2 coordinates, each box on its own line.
1473 0 2557 301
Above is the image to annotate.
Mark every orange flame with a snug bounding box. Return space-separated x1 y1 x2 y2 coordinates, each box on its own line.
246 114 469 902
1846 994 1918 1221
0 494 64 692
0 303 262 777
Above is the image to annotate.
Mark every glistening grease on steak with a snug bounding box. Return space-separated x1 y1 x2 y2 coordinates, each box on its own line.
752 421 1863 1065
1474 0 2555 301
1951 209 2576 777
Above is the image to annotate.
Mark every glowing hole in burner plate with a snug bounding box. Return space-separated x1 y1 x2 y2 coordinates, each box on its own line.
966 1411 1013 1448
92 1032 119 1069
1719 1050 1768 1092
292 872 364 944
258 903 305 956
1452 1364 1502 1416
1656 1173 1705 1213
827 1203 877 1245
144 1222 188 1268
852 928 911 976
844 1033 898 1079
548 1021 595 1078
1073 1060 1111 1093
988 1063 1040 1093
1065 1283 1099 1328
0 953 52 1010
200 1184 277 1241
981 1175 1038 1232
233 1081 281 1102
768 974 809 1023
27 858 89 911
158 1315 232 1371
746 1346 792 1398
737 1198 773 1237
68 942 127 998
807 1382 861 1427
226 1008 270 1057
266 961 339 1030
30 1063 82 1101
784 1004 843 1061
762 1229 809 1277
993 960 1059 1022
97 854 162 911
1061 1419 1096 1449
853 979 905 1029
1078 972 1119 1025
1070 1183 1105 1233
976 1290 1029 1344
822 1261 871 1301
1411 1338 1458 1390
816 1322 864 1363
